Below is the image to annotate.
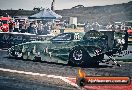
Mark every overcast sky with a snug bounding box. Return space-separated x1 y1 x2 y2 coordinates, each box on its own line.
0 0 131 10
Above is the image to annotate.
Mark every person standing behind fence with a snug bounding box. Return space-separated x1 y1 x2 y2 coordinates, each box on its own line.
84 22 92 32
33 21 38 34
21 21 26 33
27 23 34 34
14 20 19 32
0 21 2 32
43 23 49 35
25 21 30 33
37 21 43 35
47 23 52 34
9 21 14 32
92 22 100 30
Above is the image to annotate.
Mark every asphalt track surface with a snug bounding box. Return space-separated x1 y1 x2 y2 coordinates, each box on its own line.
0 50 132 90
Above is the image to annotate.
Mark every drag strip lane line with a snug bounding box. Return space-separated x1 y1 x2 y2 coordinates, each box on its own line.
0 68 61 78
0 68 80 89
60 77 80 88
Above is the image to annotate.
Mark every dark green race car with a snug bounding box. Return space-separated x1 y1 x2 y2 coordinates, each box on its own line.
8 30 128 67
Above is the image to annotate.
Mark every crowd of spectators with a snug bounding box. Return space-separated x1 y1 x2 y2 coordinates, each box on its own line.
84 21 131 32
0 18 53 35
1 15 132 35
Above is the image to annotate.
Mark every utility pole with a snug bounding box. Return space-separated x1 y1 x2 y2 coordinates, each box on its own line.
51 0 55 11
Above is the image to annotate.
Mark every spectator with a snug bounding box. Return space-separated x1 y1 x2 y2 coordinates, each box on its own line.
121 23 126 30
84 22 92 32
37 21 43 35
14 20 19 32
33 21 38 34
92 22 100 30
21 22 26 33
111 24 116 31
27 23 35 34
106 23 112 30
47 23 52 34
9 21 14 32
43 23 50 35
25 21 30 33
0 21 2 32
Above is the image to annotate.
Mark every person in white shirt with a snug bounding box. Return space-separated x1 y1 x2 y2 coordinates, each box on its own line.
14 20 19 32
33 21 38 34
37 21 43 35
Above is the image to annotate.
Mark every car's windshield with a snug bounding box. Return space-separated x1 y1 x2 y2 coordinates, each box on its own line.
52 33 72 41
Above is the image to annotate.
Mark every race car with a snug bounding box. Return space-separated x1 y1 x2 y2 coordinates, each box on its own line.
8 30 128 66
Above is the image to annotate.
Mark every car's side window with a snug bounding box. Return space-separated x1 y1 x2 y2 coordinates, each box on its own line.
83 30 103 40
52 34 72 41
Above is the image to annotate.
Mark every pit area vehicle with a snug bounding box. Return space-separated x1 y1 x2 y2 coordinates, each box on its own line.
125 20 132 37
0 16 11 32
127 28 132 36
8 30 128 67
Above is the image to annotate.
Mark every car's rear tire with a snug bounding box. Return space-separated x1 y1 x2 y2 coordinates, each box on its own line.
68 46 91 67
